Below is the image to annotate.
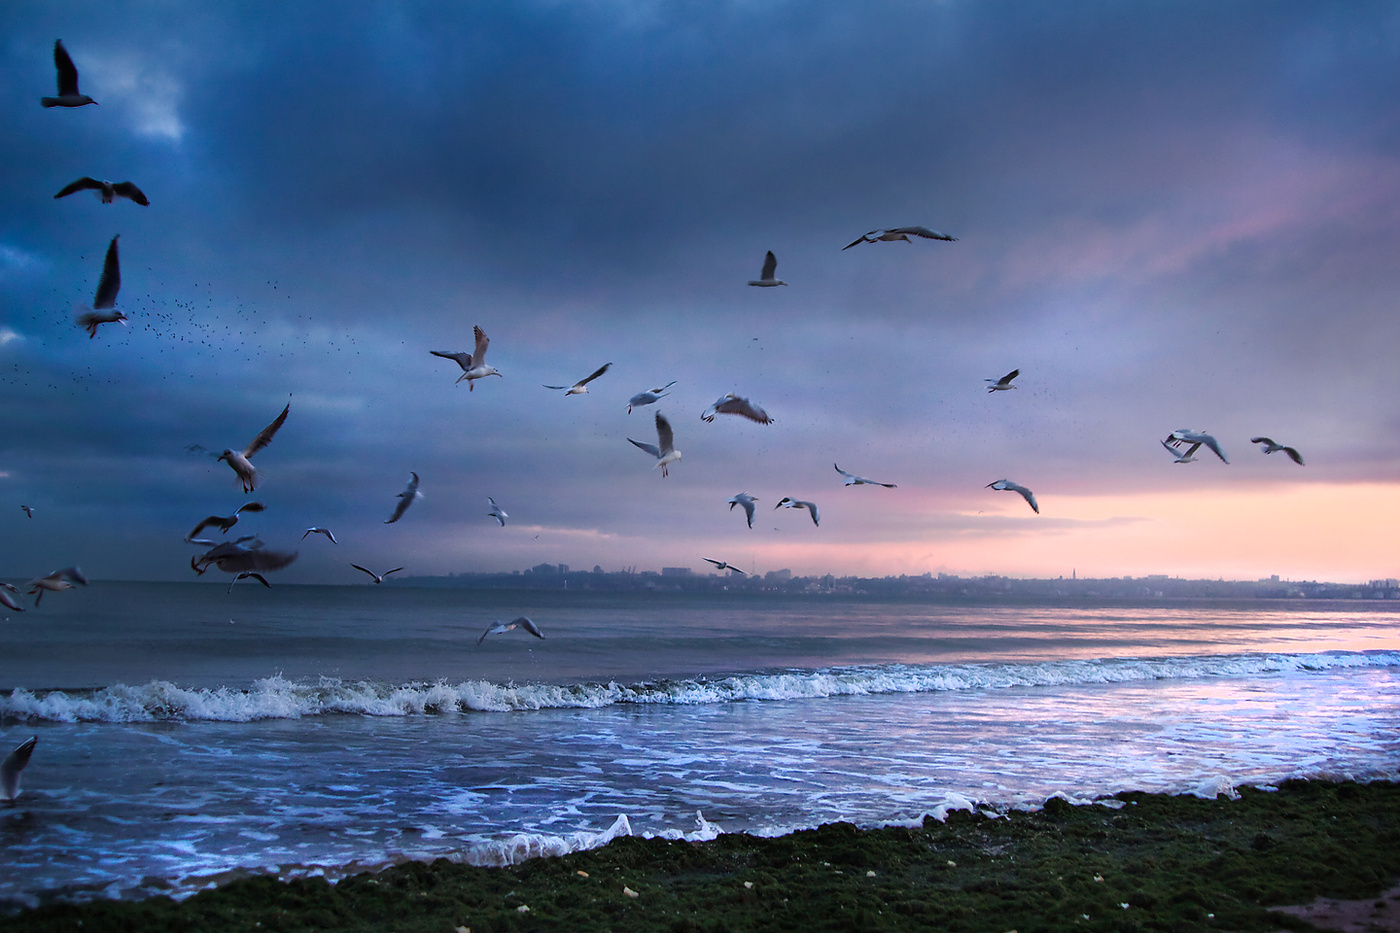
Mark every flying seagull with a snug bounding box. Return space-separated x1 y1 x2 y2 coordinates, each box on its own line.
41 40 96 108
186 502 266 540
1250 437 1305 465
76 234 126 337
191 540 296 576
545 362 611 395
1165 429 1228 464
1 736 37 803
701 394 772 424
384 471 421 523
985 369 1019 392
987 479 1039 514
487 497 507 527
702 558 746 575
301 527 338 543
628 412 681 477
26 566 88 606
835 464 897 488
775 497 820 526
628 381 676 414
747 251 787 287
227 571 272 594
20 506 33 518
476 616 545 645
430 325 500 390
843 226 957 249
351 564 403 584
1161 439 1201 463
218 401 290 492
727 492 758 529
54 177 149 206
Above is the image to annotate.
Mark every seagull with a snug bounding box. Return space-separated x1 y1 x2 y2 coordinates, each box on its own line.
775 497 820 526
218 401 290 492
1161 439 1201 463
747 251 787 287
628 412 681 477
628 381 676 414
487 497 507 527
227 571 271 594
727 492 758 529
192 540 296 576
1250 437 1305 465
20 506 33 518
430 325 500 390
476 616 544 645
186 502 266 540
843 226 958 249
0 590 25 612
1 736 37 803
75 234 126 338
384 471 421 523
545 362 611 395
702 558 746 575
351 564 404 584
985 369 1019 392
835 464 897 488
701 394 772 424
301 527 338 543
987 479 1039 514
1165 429 1228 463
41 40 96 108
26 566 87 606
54 177 149 206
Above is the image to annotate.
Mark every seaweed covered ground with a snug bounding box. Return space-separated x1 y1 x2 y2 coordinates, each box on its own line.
3 779 1397 932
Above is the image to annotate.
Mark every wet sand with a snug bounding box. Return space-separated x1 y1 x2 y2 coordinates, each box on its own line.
2 779 1396 932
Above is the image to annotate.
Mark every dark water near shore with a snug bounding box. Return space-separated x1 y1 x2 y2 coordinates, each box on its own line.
1 582 1397 908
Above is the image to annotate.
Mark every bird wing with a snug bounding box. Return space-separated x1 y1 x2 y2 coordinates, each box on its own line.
897 226 958 241
842 232 875 249
477 623 502 645
655 413 675 453
1250 437 1274 446
835 464 857 484
804 501 820 525
384 473 420 523
431 350 473 372
219 548 298 573
188 516 226 539
54 177 103 199
999 369 1019 385
653 380 677 393
717 396 771 424
53 40 80 96
0 590 25 612
703 558 723 567
577 362 612 387
1284 447 1305 465
759 250 778 280
235 502 267 516
629 438 660 458
243 402 290 458
472 325 490 365
1 736 37 798
112 182 149 205
1201 436 1229 463
92 235 121 309
351 564 377 580
245 572 271 587
515 616 544 639
1016 484 1040 513
383 567 404 577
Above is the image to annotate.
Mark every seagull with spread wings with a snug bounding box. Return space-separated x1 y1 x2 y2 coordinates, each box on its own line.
843 226 957 249
747 251 787 287
41 40 96 108
351 564 403 584
727 492 758 529
76 234 127 337
218 402 290 492
987 479 1039 514
701 394 772 424
985 369 1019 392
477 616 545 645
430 325 500 390
384 472 421 523
835 464 897 488
54 177 148 205
1165 429 1229 464
628 412 681 477
775 497 820 526
487 497 508 527
545 362 611 395
628 381 676 413
703 558 747 575
186 502 266 540
1250 437 1305 465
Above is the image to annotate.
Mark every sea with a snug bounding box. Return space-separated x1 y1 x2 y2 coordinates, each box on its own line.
1 580 1398 910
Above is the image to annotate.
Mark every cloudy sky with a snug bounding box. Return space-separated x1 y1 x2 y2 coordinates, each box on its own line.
3 1 1399 585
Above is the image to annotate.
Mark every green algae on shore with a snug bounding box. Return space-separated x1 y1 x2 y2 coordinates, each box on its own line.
3 779 1398 932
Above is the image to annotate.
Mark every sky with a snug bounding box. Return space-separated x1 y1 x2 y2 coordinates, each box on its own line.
2 0 1400 586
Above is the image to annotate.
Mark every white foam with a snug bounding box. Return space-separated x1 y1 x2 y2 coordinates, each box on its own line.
3 650 1396 722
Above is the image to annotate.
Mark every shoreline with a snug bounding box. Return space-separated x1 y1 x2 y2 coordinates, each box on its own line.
2 779 1397 932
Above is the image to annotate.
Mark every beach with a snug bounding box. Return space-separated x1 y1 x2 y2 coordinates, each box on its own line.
2 779 1397 932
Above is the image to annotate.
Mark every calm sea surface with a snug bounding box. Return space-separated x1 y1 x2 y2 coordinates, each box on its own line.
1 581 1397 908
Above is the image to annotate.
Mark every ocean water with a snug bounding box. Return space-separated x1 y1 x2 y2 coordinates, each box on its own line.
1 581 1398 909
